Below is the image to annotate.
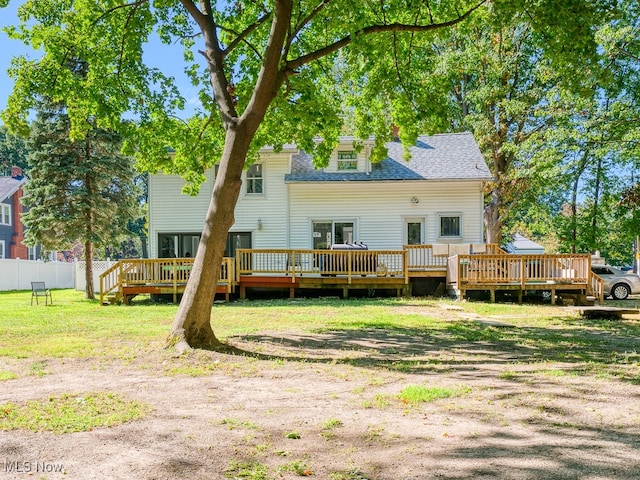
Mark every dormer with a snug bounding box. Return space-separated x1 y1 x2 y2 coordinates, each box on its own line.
324 138 374 173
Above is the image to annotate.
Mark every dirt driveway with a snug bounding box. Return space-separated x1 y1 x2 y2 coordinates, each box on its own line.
1 305 639 480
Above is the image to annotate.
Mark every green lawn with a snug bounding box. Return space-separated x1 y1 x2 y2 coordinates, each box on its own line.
1 289 639 384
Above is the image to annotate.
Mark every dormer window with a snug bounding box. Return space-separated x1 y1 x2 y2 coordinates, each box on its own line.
337 151 358 171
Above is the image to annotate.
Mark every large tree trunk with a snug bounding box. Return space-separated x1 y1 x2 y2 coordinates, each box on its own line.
167 0 291 351
484 190 502 246
167 128 250 350
84 240 94 299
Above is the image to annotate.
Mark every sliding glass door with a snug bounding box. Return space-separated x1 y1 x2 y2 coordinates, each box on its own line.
312 221 355 249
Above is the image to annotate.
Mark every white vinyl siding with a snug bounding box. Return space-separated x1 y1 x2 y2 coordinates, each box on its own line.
231 153 289 249
287 181 485 249
148 170 214 257
148 153 292 257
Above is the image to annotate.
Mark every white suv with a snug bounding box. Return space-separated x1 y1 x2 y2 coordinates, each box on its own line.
591 265 640 300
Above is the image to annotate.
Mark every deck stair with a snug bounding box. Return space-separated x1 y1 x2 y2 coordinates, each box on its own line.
104 292 122 305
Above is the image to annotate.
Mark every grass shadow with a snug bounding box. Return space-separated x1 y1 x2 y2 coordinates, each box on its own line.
215 319 640 383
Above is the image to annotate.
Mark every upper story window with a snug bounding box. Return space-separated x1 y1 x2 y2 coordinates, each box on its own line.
246 164 264 195
439 214 462 238
337 151 358 171
0 204 10 226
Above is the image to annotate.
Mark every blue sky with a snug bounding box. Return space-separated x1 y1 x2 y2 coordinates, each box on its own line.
0 2 32 115
0 1 202 123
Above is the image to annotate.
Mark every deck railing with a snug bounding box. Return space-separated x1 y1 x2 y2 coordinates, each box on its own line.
235 248 408 283
403 243 505 270
448 253 592 288
99 247 602 304
589 272 605 304
99 257 235 304
100 245 503 302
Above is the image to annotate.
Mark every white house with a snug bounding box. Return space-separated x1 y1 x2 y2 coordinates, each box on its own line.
148 132 493 258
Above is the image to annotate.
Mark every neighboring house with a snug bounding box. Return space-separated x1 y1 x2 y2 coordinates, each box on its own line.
0 166 37 260
148 132 493 258
504 234 545 255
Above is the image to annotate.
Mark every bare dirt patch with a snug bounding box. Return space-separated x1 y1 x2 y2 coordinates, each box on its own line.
1 306 640 480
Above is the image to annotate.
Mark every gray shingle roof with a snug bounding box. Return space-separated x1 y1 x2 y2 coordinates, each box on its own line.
285 132 492 182
0 176 26 202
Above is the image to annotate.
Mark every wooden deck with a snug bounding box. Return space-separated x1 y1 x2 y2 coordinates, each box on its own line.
447 253 604 305
99 245 604 305
99 257 235 304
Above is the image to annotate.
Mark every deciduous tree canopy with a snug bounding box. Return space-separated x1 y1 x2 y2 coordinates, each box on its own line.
1 0 621 348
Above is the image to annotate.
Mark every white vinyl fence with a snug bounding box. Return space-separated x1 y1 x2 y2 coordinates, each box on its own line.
75 259 114 293
0 259 75 291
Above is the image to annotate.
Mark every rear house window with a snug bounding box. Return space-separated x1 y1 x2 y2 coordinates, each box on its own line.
439 214 461 238
246 164 263 194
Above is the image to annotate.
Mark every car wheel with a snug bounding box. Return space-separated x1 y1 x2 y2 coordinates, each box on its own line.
611 283 631 300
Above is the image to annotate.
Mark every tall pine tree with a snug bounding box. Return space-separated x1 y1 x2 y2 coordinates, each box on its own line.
23 103 140 299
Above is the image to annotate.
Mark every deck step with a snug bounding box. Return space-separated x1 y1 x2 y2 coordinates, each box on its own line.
104 293 121 305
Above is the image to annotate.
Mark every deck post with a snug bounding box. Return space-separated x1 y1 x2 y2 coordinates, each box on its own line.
118 262 124 303
403 250 409 284
290 249 296 282
172 259 178 303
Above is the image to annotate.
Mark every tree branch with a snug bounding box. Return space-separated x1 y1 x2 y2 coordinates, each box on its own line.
290 0 331 43
178 0 210 34
182 0 240 124
116 2 141 79
91 0 149 26
240 0 293 130
284 0 487 72
614 44 640 62
223 12 273 55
